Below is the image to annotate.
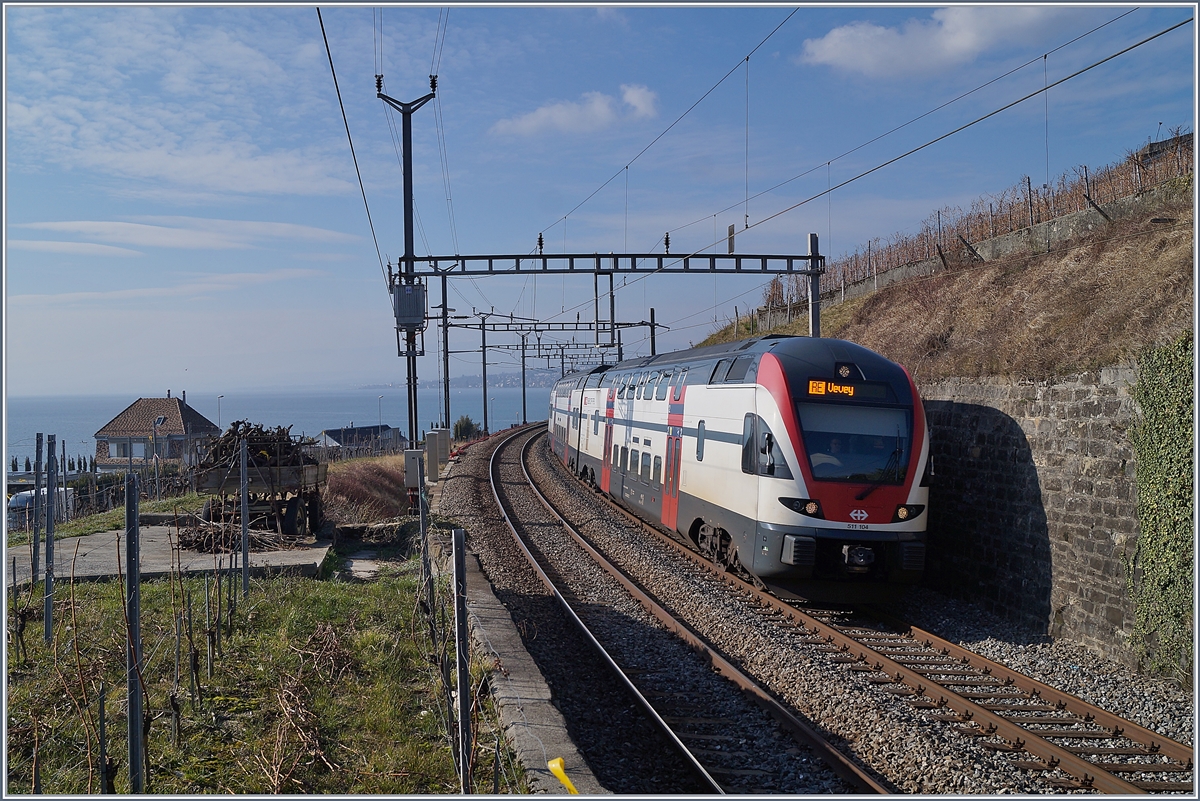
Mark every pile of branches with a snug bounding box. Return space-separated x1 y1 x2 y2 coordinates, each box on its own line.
178 522 292 553
202 420 318 469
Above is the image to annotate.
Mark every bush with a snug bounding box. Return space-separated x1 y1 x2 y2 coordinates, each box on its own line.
1125 330 1193 680
452 415 479 441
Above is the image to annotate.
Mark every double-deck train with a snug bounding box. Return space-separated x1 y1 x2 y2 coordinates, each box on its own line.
548 335 931 602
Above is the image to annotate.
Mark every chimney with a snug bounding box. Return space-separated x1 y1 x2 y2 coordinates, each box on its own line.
167 389 171 398
182 390 186 406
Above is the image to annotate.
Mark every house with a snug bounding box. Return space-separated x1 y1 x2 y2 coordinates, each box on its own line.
94 391 220 473
316 424 406 451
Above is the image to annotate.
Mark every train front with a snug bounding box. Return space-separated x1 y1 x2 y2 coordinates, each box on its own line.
754 339 930 602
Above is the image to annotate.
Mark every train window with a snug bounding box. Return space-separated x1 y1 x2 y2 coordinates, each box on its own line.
641 451 652 483
725 355 755 383
620 446 629 472
612 444 620 467
797 403 912 483
672 369 687 401
710 359 732 384
636 372 650 400
741 414 757 474
655 370 672 400
629 450 639 478
696 420 706 461
652 455 662 487
592 410 599 436
756 418 793 479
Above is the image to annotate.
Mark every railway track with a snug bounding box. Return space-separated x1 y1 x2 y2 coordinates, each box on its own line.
489 426 882 794
530 430 1193 794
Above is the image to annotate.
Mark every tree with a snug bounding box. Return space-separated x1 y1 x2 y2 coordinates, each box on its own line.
25 457 32 472
11 456 17 473
453 415 479 441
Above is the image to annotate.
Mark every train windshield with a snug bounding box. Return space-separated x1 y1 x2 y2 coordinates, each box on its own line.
796 402 911 483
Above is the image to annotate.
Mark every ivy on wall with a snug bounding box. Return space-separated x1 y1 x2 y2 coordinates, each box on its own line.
1125 330 1193 680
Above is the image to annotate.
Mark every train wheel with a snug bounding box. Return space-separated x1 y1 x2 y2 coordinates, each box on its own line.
697 523 734 569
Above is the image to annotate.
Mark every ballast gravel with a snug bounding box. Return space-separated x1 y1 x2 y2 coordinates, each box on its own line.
439 429 1193 794
524 435 1194 793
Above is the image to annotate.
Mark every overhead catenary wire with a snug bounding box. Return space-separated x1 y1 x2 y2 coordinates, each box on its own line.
535 7 798 241
539 15 1192 344
651 7 1142 251
317 7 387 287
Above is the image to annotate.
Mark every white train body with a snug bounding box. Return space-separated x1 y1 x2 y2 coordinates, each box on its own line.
549 335 931 601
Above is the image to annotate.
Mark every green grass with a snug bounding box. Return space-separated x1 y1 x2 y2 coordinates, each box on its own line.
7 494 207 547
6 557 521 794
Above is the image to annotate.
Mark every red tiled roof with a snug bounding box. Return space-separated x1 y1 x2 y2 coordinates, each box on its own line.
95 398 220 438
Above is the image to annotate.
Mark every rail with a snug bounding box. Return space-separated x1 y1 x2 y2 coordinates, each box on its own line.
512 429 888 794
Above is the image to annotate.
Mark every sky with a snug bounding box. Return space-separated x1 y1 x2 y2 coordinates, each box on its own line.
4 3 1195 398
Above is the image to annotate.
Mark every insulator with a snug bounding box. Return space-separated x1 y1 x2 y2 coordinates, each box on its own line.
664 232 670 254
429 74 437 92
375 74 383 92
537 233 544 254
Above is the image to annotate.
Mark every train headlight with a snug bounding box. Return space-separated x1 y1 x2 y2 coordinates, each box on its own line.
892 504 925 523
779 497 823 519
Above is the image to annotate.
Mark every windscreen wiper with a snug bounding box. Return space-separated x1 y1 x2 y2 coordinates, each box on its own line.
855 445 902 500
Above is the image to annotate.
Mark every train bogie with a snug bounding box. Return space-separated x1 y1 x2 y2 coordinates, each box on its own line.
548 335 929 603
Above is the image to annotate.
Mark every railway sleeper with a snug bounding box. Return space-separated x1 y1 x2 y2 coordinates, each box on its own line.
1090 762 1191 773
1132 780 1196 792
979 702 1062 712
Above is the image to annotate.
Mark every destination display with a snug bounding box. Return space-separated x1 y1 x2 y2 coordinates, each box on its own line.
806 378 889 400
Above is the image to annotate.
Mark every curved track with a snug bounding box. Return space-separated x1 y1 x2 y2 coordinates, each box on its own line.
490 426 882 794
536 429 1193 794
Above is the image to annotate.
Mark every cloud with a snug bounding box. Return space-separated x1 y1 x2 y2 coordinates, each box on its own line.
491 85 659 136
621 84 657 119
8 268 323 307
6 240 143 257
798 7 1072 78
12 217 358 250
4 7 354 199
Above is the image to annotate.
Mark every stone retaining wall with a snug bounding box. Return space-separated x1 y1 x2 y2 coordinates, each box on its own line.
918 367 1140 667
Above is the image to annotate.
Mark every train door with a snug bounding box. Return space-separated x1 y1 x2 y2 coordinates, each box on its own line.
600 422 614 492
661 430 683 530
661 380 687 531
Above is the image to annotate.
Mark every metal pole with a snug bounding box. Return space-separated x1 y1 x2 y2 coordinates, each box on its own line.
593 273 600 345
808 233 822 339
240 439 249 598
608 273 616 346
125 472 143 794
520 335 528 425
61 440 68 523
480 322 488 434
442 274 451 430
32 433 42 584
649 307 657 356
43 436 56 644
452 528 471 793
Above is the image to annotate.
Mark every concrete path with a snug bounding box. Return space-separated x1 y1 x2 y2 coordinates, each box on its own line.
6 526 332 586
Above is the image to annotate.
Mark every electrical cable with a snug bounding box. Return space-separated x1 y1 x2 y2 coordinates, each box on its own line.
535 7 798 240
537 15 1192 344
651 7 1142 250
317 7 387 287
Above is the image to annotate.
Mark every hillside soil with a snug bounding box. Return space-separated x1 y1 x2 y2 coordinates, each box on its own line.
701 192 1193 382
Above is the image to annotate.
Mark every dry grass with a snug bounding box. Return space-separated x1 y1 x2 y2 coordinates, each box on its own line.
702 198 1193 382
323 456 409 525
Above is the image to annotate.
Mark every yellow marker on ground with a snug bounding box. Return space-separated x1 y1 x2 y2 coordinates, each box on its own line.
547 757 578 794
